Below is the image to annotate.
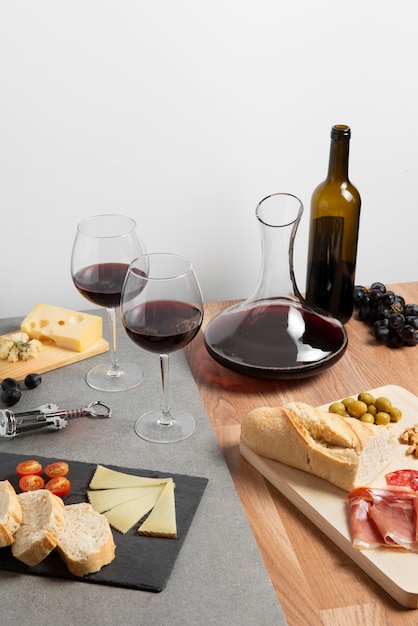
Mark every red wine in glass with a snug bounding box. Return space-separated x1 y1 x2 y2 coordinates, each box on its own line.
71 214 145 392
73 262 129 308
123 300 202 354
120 252 204 443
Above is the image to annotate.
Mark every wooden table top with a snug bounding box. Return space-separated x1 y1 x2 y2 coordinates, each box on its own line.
185 282 418 626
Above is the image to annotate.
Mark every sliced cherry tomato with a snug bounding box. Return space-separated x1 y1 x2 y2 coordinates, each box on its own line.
45 461 69 478
19 474 45 492
45 476 71 498
16 459 43 477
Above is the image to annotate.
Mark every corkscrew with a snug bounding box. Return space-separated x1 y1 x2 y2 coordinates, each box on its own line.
0 401 112 438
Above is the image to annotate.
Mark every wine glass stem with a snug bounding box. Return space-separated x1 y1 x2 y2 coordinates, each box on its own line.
159 354 174 426
106 307 122 377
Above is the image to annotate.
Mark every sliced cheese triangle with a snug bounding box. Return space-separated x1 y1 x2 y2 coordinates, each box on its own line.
87 485 165 514
89 465 170 490
138 480 177 538
103 487 164 534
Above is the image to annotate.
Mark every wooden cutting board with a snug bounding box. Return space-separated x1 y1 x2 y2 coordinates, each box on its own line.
0 331 109 382
240 384 418 609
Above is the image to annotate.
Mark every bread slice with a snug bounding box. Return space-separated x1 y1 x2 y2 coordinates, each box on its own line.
11 490 65 565
0 480 23 547
240 401 396 491
56 502 115 576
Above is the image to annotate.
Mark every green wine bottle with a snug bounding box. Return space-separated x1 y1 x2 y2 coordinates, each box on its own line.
305 124 361 323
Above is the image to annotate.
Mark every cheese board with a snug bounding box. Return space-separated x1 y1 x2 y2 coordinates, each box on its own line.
0 451 208 591
0 331 109 382
240 384 418 609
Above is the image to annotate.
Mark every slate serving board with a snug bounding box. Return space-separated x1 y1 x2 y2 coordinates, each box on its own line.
0 451 208 592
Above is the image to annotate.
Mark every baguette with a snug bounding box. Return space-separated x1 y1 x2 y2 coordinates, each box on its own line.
11 490 65 565
240 401 396 491
0 480 22 547
56 502 115 576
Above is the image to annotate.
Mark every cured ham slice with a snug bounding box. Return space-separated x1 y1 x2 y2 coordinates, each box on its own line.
348 485 418 551
348 491 385 549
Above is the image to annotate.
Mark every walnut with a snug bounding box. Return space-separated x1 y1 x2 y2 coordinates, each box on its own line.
399 425 418 457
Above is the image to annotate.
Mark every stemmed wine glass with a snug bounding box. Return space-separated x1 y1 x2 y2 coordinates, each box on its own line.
71 214 146 392
120 253 204 443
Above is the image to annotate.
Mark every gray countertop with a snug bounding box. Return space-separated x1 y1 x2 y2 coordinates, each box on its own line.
0 313 287 626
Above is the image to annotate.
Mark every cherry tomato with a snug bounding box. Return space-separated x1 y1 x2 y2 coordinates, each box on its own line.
19 474 45 492
45 476 71 498
16 460 43 477
45 461 69 478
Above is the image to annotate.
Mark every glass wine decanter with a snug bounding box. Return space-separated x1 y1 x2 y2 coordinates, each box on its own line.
204 193 347 379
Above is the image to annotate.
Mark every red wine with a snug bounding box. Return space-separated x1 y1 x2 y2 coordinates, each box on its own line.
305 217 355 323
123 300 203 354
73 262 129 308
204 303 345 369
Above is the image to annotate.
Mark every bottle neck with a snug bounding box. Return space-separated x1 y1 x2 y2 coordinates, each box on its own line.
327 126 350 182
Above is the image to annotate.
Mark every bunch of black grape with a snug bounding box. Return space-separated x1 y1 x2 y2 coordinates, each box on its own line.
353 282 418 348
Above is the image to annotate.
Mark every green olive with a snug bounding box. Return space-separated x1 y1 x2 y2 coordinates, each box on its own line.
336 409 349 417
375 397 392 412
347 400 368 418
389 407 402 422
329 401 346 414
342 397 355 409
367 404 377 416
360 413 375 424
375 411 391 426
358 392 375 406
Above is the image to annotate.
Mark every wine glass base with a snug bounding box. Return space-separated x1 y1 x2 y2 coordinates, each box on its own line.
134 409 197 443
85 362 144 392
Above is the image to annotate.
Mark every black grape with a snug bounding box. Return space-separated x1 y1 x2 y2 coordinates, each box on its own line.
354 283 418 349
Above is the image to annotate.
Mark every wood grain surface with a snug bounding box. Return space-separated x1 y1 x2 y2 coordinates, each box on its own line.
185 282 418 626
0 332 109 382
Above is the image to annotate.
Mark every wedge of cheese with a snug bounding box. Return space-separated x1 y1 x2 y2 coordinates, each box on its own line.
138 480 177 538
89 465 170 490
21 303 102 352
87 485 164 514
103 487 164 534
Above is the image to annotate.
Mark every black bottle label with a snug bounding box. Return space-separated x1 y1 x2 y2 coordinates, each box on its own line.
306 216 354 323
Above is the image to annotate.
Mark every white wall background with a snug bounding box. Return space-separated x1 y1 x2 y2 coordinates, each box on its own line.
1 0 417 318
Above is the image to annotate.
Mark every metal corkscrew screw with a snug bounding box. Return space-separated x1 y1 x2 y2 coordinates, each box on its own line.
0 401 112 438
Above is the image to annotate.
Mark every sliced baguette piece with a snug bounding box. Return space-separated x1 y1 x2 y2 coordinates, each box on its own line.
240 401 396 492
11 490 65 566
56 502 115 576
0 480 23 547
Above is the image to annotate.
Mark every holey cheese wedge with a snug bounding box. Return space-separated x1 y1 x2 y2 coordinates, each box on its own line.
21 303 102 352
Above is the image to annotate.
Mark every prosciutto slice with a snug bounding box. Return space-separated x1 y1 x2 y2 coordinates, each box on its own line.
348 485 418 551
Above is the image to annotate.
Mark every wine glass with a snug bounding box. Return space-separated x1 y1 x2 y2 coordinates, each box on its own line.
71 214 146 392
120 253 204 443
